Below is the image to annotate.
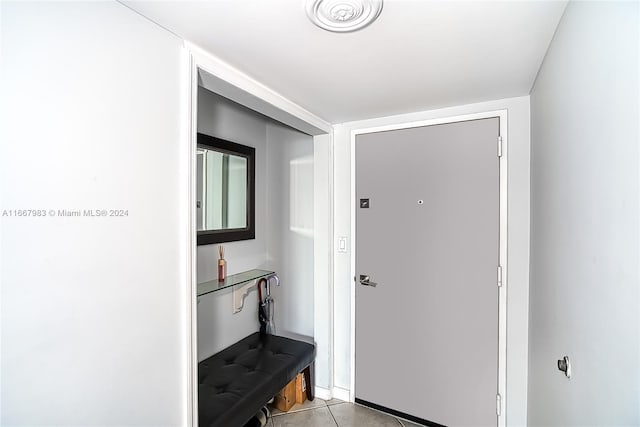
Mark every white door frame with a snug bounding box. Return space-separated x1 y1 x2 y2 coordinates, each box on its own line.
349 110 508 427
183 42 334 425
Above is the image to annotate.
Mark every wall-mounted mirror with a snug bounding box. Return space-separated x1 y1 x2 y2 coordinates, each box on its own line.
197 133 255 245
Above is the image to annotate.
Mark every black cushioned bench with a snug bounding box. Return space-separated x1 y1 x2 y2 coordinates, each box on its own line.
198 332 316 427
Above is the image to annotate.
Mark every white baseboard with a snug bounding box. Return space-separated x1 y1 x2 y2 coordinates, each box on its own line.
313 386 351 402
314 386 332 401
331 387 351 402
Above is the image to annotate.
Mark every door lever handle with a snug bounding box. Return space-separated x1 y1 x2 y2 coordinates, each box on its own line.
359 275 377 287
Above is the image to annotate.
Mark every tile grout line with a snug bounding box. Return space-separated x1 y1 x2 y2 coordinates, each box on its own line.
326 403 340 427
353 401 407 426
271 400 328 417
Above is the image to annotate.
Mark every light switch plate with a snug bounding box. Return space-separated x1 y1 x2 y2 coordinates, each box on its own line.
338 236 348 253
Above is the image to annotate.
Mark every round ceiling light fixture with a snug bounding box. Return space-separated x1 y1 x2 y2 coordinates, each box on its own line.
306 0 383 33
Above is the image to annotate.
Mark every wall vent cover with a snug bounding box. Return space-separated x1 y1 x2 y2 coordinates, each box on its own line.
306 0 383 33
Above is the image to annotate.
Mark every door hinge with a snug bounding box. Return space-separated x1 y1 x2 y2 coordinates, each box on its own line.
497 265 503 288
497 136 503 157
496 393 502 416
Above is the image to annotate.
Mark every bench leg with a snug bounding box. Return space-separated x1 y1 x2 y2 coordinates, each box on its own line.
303 362 314 401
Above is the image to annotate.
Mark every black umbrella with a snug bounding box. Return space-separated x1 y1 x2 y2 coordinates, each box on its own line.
257 278 269 335
263 276 277 335
257 275 280 335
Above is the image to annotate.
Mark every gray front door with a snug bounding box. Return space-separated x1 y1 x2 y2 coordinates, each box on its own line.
355 118 500 426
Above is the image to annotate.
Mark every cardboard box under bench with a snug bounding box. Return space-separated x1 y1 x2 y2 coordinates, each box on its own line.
274 373 306 412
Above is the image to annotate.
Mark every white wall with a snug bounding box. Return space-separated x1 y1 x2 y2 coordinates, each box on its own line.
0 2 189 425
332 95 531 425
196 89 315 361
265 122 315 340
528 2 640 425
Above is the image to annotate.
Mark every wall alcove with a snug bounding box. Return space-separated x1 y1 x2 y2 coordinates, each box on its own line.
187 55 334 423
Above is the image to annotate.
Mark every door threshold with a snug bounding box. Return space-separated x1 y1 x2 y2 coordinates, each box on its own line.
354 398 446 427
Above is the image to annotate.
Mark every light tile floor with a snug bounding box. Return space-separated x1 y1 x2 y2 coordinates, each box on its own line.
268 399 423 427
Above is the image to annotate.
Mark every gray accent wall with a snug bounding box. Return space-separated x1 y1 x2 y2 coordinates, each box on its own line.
197 89 269 359
528 2 639 425
197 89 314 360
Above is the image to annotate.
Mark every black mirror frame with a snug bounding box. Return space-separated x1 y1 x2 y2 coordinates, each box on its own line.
197 133 255 245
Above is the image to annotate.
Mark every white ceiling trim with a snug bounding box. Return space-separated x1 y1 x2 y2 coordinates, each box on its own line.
188 42 332 135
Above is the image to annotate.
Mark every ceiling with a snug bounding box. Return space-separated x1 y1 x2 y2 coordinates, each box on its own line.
123 0 567 124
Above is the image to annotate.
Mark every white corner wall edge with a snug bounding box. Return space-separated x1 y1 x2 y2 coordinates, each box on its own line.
186 42 332 136
314 132 335 392
184 39 198 427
